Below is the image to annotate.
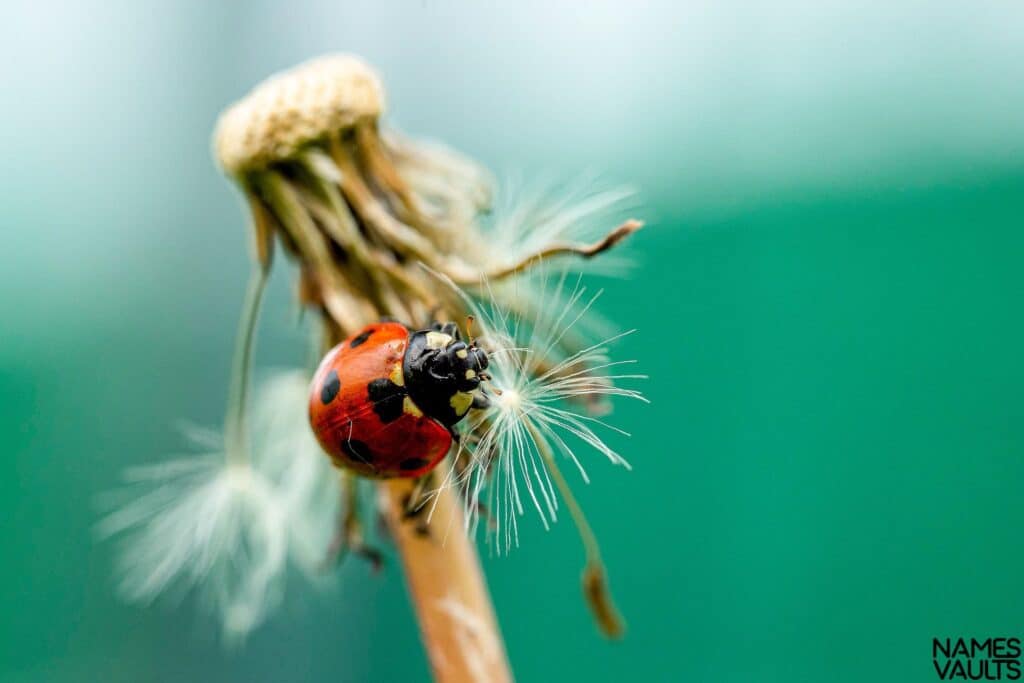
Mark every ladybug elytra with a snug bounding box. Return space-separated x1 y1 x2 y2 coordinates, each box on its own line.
309 321 490 478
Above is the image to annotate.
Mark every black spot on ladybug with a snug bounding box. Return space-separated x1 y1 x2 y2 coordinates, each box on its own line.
349 329 373 348
400 457 430 471
367 378 406 423
341 438 375 464
320 370 340 404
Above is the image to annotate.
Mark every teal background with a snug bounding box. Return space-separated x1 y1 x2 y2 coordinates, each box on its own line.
2 2 1024 681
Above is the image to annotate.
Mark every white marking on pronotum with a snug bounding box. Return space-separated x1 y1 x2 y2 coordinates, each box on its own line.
425 331 454 349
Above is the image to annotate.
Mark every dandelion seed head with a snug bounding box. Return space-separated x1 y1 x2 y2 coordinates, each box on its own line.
100 453 288 640
494 387 522 412
253 370 339 574
100 370 339 641
434 270 648 554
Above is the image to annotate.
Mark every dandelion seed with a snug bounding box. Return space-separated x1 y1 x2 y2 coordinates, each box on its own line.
99 368 338 639
251 370 339 574
99 266 335 639
450 271 648 549
418 267 646 638
98 452 287 641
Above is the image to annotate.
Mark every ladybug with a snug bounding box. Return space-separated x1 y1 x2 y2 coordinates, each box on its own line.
309 320 491 478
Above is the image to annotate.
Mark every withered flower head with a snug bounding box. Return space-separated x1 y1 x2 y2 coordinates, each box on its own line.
215 55 385 175
103 54 645 658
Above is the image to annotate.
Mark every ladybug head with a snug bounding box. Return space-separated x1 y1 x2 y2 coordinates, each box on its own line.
403 321 491 427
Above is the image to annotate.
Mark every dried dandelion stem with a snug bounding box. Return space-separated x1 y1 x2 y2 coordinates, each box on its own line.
459 218 643 284
224 266 268 466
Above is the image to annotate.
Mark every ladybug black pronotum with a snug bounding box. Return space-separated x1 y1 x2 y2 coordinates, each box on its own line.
309 321 490 478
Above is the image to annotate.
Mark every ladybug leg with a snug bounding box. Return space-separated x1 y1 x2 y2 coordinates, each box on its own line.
447 425 461 443
323 473 384 572
450 441 495 530
401 473 434 538
476 501 495 531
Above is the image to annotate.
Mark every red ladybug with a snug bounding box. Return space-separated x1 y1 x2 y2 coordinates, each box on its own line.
309 321 490 478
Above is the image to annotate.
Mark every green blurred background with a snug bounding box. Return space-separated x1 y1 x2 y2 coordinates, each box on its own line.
2 1 1024 681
